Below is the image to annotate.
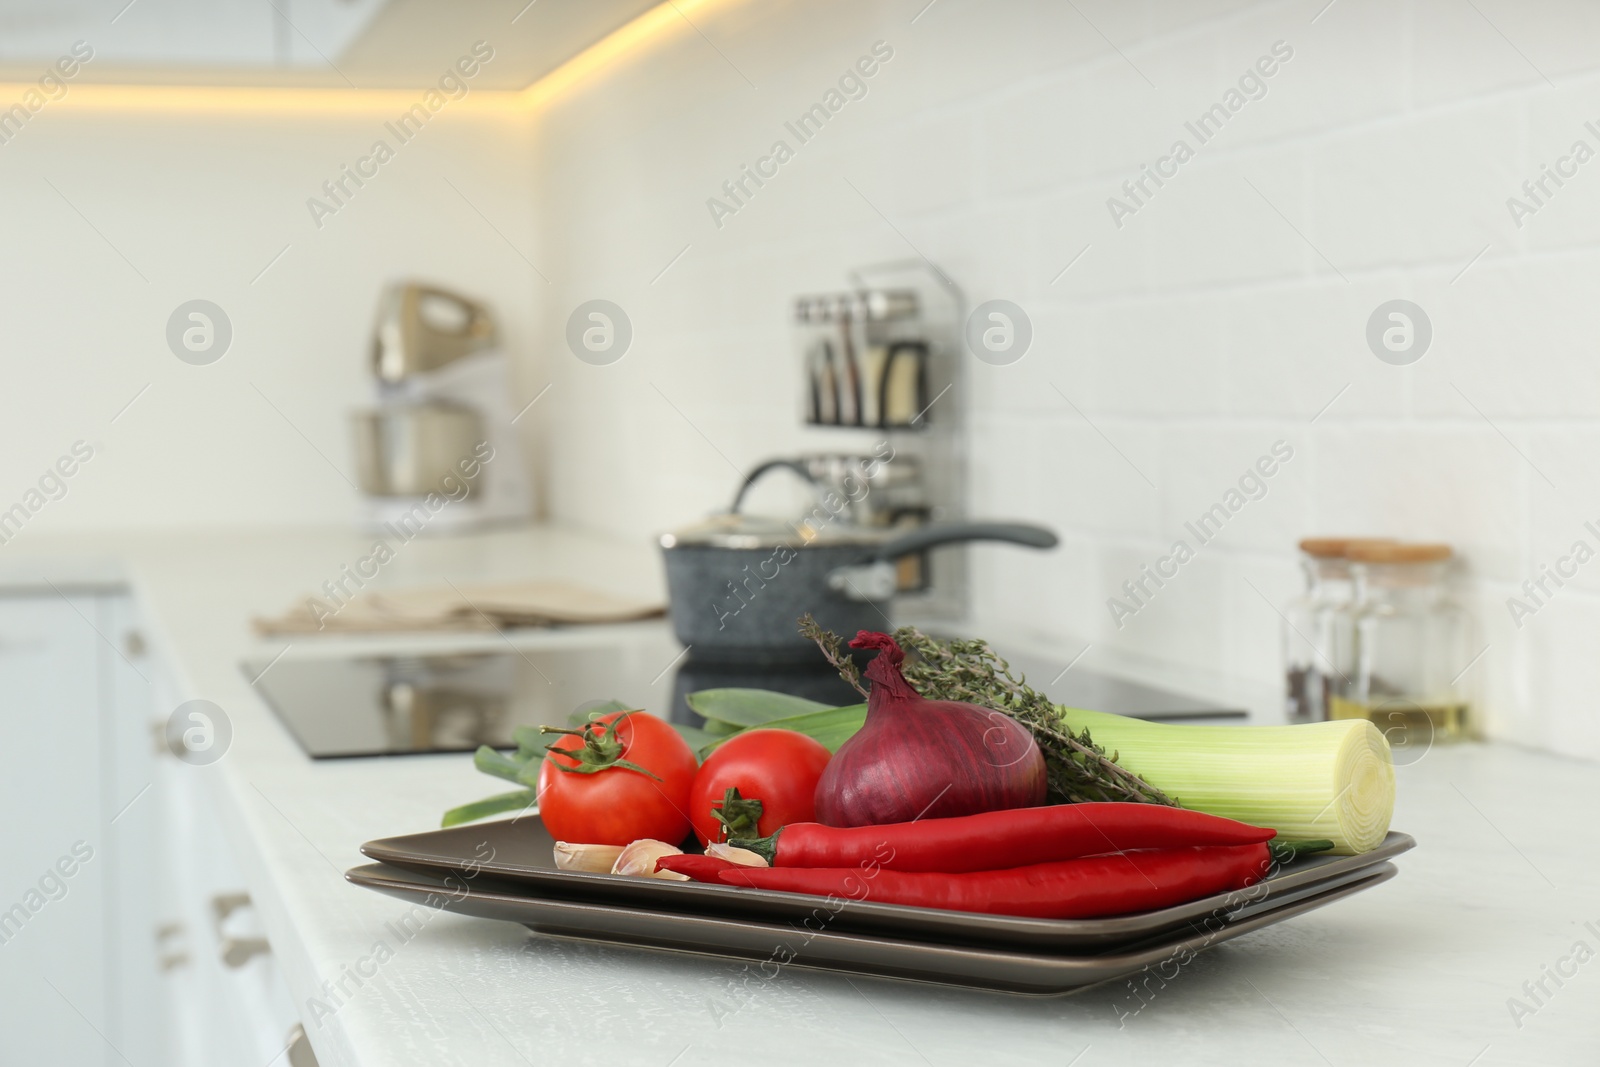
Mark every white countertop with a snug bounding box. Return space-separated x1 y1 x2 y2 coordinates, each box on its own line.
7 525 1597 1067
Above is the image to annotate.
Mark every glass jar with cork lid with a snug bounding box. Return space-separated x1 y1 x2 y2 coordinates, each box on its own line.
1334 541 1472 744
1283 537 1392 722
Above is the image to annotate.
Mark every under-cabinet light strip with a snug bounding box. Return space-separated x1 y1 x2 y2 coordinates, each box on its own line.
0 0 727 115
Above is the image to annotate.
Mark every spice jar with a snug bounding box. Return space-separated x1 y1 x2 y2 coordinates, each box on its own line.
1335 542 1472 744
1283 538 1387 722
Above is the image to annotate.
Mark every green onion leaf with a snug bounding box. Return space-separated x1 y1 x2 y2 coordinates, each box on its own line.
698 703 866 758
686 688 835 728
473 745 527 784
440 788 539 828
668 722 724 754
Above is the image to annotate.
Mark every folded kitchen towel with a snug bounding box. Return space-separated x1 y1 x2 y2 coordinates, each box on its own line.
252 580 665 636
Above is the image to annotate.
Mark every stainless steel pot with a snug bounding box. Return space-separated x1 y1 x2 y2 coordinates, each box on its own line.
351 402 483 498
659 516 1057 663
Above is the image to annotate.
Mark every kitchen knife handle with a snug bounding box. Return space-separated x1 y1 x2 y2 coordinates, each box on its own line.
879 341 927 428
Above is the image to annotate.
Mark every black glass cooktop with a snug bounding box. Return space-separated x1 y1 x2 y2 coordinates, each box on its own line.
244 628 1243 760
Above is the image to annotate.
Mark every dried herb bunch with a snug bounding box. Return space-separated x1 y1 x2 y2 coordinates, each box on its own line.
799 615 1175 807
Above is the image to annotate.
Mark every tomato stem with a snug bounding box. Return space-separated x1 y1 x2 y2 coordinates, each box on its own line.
540 711 664 780
710 787 764 842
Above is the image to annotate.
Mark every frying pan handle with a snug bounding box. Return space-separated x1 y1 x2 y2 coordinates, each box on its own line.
865 522 1058 562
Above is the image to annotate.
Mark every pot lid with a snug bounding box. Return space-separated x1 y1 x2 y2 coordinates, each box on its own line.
659 512 895 550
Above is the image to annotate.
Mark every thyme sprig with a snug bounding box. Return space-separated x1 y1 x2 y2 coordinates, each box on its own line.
799 615 1175 807
797 615 868 698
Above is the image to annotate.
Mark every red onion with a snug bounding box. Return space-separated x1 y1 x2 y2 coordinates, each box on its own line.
813 631 1047 827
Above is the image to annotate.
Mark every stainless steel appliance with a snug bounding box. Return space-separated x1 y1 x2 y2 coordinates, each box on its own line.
350 282 533 530
352 403 485 500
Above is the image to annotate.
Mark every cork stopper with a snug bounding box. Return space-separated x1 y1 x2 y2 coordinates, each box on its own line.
1298 537 1398 559
1344 541 1452 564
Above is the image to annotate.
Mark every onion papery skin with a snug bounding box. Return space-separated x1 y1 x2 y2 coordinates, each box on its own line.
813 632 1047 827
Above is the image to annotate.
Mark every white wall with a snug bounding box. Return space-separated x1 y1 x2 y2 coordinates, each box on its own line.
525 0 1600 760
0 97 538 534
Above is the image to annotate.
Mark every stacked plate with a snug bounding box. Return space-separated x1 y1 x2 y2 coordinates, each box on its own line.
348 821 1414 995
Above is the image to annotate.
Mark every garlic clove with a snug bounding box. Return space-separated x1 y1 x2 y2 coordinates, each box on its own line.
705 843 769 867
552 842 626 873
611 839 690 880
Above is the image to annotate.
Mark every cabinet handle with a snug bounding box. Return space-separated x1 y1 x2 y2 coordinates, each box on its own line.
285 1023 321 1067
220 937 271 969
211 892 251 924
211 891 271 968
156 922 188 971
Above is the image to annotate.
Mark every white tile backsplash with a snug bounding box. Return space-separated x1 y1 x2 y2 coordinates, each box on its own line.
520 0 1596 760
1524 593 1600 756
1032 418 1164 541
1307 104 1525 271
1311 425 1528 580
1409 0 1545 107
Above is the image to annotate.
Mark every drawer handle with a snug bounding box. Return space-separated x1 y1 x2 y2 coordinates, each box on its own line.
220 936 271 969
211 892 271 968
211 892 251 924
156 922 188 971
285 1022 321 1067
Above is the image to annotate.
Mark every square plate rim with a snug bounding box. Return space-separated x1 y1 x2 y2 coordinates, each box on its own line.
358 821 1416 947
344 859 1400 994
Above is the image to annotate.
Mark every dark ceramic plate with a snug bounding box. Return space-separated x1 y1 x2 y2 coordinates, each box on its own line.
359 819 1415 951
346 859 1399 995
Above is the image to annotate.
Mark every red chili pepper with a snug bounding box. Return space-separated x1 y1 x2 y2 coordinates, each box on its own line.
733 802 1276 873
715 841 1330 919
655 853 740 883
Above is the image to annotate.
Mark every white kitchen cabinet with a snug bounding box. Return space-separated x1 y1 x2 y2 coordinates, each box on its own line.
0 591 114 1066
101 595 175 1067
157 760 307 1067
0 589 309 1067
135 604 313 1067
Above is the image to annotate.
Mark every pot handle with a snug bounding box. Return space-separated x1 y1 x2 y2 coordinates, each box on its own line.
863 522 1058 562
730 459 819 514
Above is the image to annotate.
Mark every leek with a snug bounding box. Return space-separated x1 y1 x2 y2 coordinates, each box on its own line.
1061 707 1395 855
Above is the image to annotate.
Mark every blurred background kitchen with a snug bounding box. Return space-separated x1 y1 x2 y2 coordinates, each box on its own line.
6 0 1594 756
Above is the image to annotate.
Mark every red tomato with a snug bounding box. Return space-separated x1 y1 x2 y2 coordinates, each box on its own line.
689 729 832 845
538 711 698 846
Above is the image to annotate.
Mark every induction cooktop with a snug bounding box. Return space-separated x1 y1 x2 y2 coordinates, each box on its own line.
244 628 1244 760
